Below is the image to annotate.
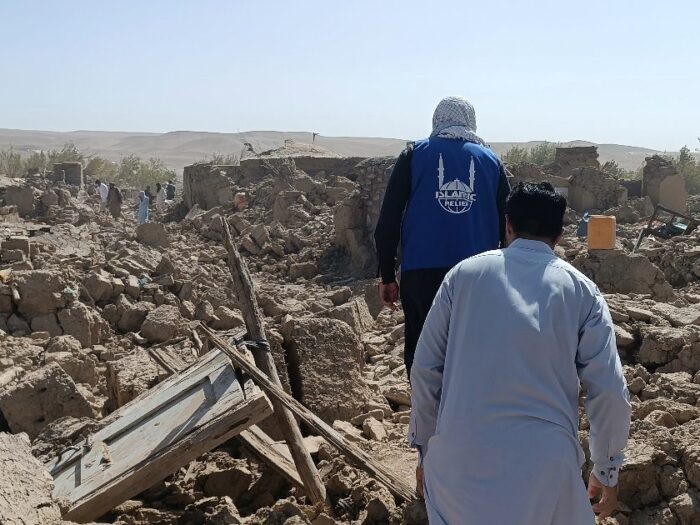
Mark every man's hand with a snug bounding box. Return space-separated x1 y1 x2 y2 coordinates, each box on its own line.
379 282 399 310
415 466 424 498
588 472 618 519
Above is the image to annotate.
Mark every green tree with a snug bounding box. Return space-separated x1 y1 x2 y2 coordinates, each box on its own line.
0 147 24 177
115 154 174 188
47 142 84 166
84 156 117 182
501 145 529 164
528 142 556 166
24 150 49 173
676 145 700 194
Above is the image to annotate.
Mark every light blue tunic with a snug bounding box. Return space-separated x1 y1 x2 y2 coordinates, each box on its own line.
409 238 631 525
138 194 149 224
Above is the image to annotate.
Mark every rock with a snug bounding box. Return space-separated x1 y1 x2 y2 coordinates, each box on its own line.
85 270 114 302
58 302 110 347
0 432 64 524
125 275 141 299
289 262 318 280
637 326 688 366
282 317 373 423
0 363 95 438
106 351 160 408
46 335 82 354
141 305 184 343
321 297 374 337
403 499 429 525
651 303 700 328
332 420 365 443
351 409 385 426
250 224 271 247
13 270 66 318
195 300 215 323
45 348 100 387
30 313 62 336
7 312 30 335
669 491 700 525
615 325 636 348
155 256 176 276
118 301 154 333
362 417 387 441
381 383 412 407
644 410 678 428
202 459 253 502
210 306 245 331
136 222 170 248
572 250 674 301
636 398 700 424
328 286 352 306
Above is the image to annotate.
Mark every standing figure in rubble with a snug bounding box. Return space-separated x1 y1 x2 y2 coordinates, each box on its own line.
155 182 166 212
165 180 176 201
410 182 631 524
106 183 123 219
374 96 510 377
137 190 149 224
94 179 109 212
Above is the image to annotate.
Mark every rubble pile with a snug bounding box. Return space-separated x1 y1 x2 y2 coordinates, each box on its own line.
0 145 699 524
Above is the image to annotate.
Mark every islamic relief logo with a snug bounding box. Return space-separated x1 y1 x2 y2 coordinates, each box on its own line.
435 153 477 214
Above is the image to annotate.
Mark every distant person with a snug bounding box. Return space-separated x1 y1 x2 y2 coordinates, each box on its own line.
137 191 149 224
107 183 123 219
95 179 109 211
374 96 510 377
144 185 153 208
155 182 166 212
410 182 631 524
165 180 176 200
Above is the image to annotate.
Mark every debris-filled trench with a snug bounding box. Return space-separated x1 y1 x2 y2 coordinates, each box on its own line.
1 146 700 524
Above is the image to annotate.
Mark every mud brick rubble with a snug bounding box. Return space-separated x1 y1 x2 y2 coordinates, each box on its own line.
1 144 700 524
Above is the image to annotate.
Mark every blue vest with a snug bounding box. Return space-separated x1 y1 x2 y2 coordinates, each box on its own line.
401 137 501 272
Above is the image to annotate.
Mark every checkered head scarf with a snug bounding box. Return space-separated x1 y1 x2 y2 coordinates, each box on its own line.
431 96 486 146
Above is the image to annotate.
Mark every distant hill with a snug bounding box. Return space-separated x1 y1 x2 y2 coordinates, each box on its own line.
0 128 688 174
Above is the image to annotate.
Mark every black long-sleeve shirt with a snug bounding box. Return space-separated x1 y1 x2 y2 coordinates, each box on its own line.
374 144 510 284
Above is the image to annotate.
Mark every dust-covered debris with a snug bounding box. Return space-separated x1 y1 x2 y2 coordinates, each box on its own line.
1 148 700 523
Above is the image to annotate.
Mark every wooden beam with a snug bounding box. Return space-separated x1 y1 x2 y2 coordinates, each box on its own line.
200 324 416 502
239 426 303 488
219 217 327 507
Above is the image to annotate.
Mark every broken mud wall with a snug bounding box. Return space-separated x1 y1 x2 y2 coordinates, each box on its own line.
334 156 395 271
552 146 600 177
567 167 628 213
53 162 83 187
183 164 237 210
643 155 687 213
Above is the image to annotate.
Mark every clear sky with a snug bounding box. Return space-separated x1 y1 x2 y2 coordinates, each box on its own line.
1 0 698 150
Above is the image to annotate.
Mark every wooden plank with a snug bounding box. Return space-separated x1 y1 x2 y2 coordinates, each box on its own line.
200 325 416 502
48 349 273 523
219 216 327 506
239 426 303 488
127 336 305 493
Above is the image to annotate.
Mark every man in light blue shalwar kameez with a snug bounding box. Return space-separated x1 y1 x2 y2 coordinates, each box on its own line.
137 191 149 224
409 182 631 524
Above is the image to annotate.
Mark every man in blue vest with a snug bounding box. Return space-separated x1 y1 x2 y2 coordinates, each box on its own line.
375 96 510 377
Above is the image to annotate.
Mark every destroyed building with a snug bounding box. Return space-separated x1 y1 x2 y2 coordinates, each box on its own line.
0 140 699 525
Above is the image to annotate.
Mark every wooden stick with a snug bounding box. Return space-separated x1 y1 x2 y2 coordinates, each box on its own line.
200 324 416 502
219 217 327 506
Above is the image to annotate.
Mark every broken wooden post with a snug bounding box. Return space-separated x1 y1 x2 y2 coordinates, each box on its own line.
200 324 416 502
219 217 327 506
